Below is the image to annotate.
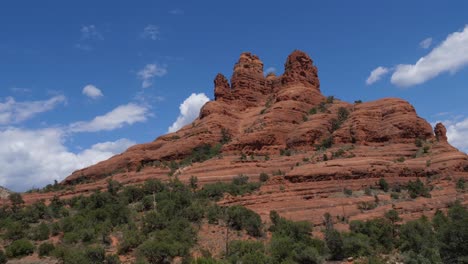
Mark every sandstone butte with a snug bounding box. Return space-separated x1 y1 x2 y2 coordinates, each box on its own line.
14 50 468 228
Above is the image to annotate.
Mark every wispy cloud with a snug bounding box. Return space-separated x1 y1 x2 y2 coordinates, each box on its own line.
141 24 160 40
391 25 468 87
169 9 184 15
76 25 103 51
80 25 103 40
419 37 433 49
366 66 389 85
168 93 210 133
137 64 167 88
69 103 150 132
82 84 103 99
0 95 66 125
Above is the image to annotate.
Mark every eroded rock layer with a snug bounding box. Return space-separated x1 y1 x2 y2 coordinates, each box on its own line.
19 51 468 226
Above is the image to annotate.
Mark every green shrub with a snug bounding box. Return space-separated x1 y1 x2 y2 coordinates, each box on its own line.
138 239 181 264
259 172 269 182
105 254 121 264
0 250 6 264
337 107 349 123
5 238 34 258
227 240 268 264
325 228 344 260
364 187 372 196
232 174 249 185
326 96 335 104
30 222 50 241
38 242 55 257
407 178 431 198
344 188 353 196
85 246 105 263
378 178 389 192
456 178 465 191
206 204 222 224
227 206 263 237
119 229 144 254
395 157 405 163
390 192 400 200
280 149 292 156
317 137 333 150
342 232 372 258
5 222 25 240
220 128 231 144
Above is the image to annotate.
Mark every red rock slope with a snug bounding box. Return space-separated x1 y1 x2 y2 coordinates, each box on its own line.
23 51 468 224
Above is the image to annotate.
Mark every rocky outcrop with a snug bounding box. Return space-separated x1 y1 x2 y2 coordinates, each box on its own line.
0 186 11 200
22 51 467 227
435 122 448 142
282 50 320 89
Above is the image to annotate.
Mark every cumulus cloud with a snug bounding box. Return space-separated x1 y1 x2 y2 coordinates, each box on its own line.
69 103 150 132
137 64 167 88
419 37 433 49
0 95 66 125
141 25 160 40
168 93 210 133
433 116 468 153
0 127 134 191
82 84 103 99
366 66 389 85
391 25 468 87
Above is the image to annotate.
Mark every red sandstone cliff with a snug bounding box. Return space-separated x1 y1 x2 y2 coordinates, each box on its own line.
21 51 468 225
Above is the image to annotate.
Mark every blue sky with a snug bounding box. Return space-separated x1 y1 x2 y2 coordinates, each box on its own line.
1 1 467 191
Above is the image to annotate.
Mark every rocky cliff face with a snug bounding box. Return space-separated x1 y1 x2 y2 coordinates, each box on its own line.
21 51 468 225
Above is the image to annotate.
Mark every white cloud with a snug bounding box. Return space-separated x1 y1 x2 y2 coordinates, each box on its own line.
419 37 433 49
433 116 468 153
391 25 468 87
366 66 389 85
0 95 66 125
169 9 184 15
0 127 134 191
69 103 150 132
80 25 103 40
168 93 210 133
82 84 103 99
141 24 160 40
137 64 167 88
265 67 276 75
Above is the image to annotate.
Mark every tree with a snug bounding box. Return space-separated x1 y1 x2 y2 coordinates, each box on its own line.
85 246 105 263
0 250 6 264
5 239 34 258
31 222 50 241
384 209 401 238
436 202 468 263
107 179 122 196
138 239 179 264
38 243 55 257
189 176 198 191
399 217 441 263
9 193 24 212
325 229 344 260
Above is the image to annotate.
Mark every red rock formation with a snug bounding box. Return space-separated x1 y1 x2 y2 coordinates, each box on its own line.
435 122 448 142
18 51 468 227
